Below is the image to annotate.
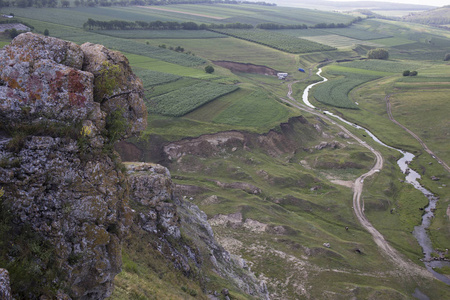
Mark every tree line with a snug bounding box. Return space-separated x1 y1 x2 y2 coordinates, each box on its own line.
83 18 253 30
257 17 364 30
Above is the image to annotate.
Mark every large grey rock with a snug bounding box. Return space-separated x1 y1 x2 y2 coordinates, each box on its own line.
0 269 12 300
0 33 146 299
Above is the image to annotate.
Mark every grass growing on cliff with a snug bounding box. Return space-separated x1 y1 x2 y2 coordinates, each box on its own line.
0 201 64 298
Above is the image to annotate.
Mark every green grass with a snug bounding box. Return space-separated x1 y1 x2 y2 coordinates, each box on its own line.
389 89 450 165
148 81 239 117
299 34 381 48
312 70 380 109
370 37 415 47
132 68 181 87
323 27 392 40
339 59 429 73
95 29 226 39
211 28 336 53
205 89 292 128
142 36 299 73
126 53 208 78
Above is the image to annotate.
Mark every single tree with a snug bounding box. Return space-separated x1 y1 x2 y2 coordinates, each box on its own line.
367 48 389 60
8 28 19 39
444 53 450 61
44 29 49 36
410 71 418 76
403 70 410 76
205 65 214 74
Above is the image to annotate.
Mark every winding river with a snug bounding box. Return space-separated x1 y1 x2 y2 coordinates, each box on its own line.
299 69 450 285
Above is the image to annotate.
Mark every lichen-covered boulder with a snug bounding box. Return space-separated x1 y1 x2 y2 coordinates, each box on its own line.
81 43 147 138
0 33 94 125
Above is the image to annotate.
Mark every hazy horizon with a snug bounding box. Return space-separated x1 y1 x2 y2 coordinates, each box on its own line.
329 0 447 7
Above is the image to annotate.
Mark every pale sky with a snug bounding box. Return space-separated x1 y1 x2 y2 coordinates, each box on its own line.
330 0 448 7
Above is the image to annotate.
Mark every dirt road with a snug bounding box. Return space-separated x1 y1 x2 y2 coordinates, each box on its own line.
386 94 450 173
284 79 431 277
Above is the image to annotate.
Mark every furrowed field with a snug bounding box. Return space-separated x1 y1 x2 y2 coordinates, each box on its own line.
211 28 336 53
312 71 380 109
148 81 238 116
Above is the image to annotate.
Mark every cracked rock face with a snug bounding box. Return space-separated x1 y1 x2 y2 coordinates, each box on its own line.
0 33 146 299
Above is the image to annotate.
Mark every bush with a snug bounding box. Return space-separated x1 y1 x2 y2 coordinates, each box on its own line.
367 48 389 60
410 71 418 76
444 53 450 61
44 29 49 36
204 65 214 74
8 28 19 39
403 70 410 76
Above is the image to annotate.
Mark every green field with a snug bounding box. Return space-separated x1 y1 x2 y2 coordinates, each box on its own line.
212 28 336 53
323 27 392 40
126 53 209 78
312 71 380 109
148 81 239 117
301 34 381 48
339 59 428 73
95 29 226 39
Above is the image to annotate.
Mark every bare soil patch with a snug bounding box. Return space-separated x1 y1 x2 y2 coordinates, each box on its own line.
213 61 279 76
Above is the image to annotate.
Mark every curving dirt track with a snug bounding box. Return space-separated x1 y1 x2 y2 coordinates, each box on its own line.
386 94 450 173
283 77 431 278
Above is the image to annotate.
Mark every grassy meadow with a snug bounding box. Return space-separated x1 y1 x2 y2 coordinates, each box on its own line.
3 3 450 299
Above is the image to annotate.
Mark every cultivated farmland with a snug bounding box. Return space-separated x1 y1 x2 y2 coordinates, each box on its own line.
313 72 380 108
148 81 239 116
211 28 336 53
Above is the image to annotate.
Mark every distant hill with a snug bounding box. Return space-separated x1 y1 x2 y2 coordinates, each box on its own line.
277 0 435 11
402 6 450 26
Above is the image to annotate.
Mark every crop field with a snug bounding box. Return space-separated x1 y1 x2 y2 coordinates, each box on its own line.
312 72 380 109
339 60 427 73
95 29 226 39
211 28 335 53
185 87 294 129
126 53 209 78
300 34 381 48
142 4 354 26
276 29 329 37
323 27 392 40
73 34 207 67
144 37 298 72
369 37 415 47
148 81 238 117
132 68 181 88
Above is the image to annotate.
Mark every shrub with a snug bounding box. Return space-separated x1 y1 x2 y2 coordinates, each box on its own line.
410 71 418 76
403 70 410 76
105 108 128 144
445 53 450 61
44 29 49 36
204 65 214 74
94 61 120 102
367 48 389 60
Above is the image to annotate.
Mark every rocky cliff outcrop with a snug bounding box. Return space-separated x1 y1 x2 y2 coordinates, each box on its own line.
0 33 147 299
0 33 266 300
126 162 269 299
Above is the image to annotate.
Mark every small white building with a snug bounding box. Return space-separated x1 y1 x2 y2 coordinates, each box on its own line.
277 72 288 80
